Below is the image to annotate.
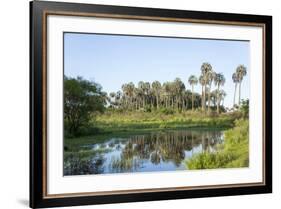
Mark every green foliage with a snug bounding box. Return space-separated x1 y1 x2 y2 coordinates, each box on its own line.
94 110 237 134
160 108 175 115
186 119 249 169
64 76 106 136
239 99 249 118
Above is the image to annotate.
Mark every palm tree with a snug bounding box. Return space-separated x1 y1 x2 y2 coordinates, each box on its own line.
134 87 142 110
210 90 217 107
236 65 247 105
206 70 216 114
127 82 135 109
109 92 116 107
200 62 213 112
152 81 161 109
232 72 239 107
199 75 205 111
162 82 170 108
219 90 227 106
138 81 146 108
144 82 151 107
115 90 122 108
174 78 185 110
214 73 225 114
121 83 129 108
188 75 198 111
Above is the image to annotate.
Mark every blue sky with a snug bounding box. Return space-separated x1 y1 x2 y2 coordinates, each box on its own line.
64 33 250 108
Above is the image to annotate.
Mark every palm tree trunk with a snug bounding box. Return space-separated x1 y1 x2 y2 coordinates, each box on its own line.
192 85 194 111
216 85 220 114
238 82 242 105
233 83 237 107
201 85 204 111
208 85 211 114
203 85 206 112
156 95 159 109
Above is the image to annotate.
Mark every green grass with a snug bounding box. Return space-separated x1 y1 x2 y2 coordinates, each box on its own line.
93 110 239 133
65 110 241 148
186 119 249 169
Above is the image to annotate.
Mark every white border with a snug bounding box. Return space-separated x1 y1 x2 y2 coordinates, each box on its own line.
47 15 263 195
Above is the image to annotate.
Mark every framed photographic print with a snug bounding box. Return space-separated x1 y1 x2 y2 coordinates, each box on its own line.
30 0 272 208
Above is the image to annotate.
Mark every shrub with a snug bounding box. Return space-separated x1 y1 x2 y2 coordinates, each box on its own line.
186 119 249 169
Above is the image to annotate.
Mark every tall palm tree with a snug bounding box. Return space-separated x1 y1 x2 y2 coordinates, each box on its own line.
210 90 217 107
138 81 146 108
127 82 135 109
236 65 247 105
232 72 239 107
121 83 129 108
206 70 216 114
109 92 116 107
199 75 205 111
134 87 142 110
115 90 122 108
219 90 227 106
173 78 185 110
163 82 171 108
152 81 161 109
214 73 226 114
188 75 198 111
200 62 213 112
144 82 151 107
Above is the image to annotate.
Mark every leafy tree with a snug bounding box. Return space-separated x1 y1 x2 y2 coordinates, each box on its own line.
240 99 249 118
64 76 106 136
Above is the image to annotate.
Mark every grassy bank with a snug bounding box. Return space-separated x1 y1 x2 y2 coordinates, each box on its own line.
65 110 241 149
93 110 240 134
186 119 249 169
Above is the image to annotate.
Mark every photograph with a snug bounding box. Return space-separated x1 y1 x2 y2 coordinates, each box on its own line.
29 1 272 207
63 33 250 176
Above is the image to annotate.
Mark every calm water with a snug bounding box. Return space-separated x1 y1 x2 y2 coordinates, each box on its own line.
64 130 224 175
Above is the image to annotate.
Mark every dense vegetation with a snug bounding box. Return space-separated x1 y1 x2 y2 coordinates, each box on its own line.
63 60 250 173
95 110 241 134
64 62 247 137
186 119 249 169
64 76 106 136
108 63 229 113
186 101 249 169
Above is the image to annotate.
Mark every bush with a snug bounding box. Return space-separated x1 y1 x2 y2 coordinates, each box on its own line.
186 119 249 169
160 108 174 115
240 99 249 118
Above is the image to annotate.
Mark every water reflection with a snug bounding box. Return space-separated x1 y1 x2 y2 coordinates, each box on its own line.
64 130 223 175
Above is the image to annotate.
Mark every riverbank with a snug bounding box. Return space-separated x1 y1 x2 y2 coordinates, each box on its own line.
65 110 241 149
93 110 240 133
186 119 249 169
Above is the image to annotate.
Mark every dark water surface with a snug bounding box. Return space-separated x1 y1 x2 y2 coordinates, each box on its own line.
64 130 224 175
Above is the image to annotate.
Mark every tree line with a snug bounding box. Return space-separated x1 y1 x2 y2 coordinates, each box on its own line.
108 62 247 114
64 62 247 135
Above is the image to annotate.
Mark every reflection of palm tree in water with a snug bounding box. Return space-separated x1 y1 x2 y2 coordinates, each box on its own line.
110 130 222 173
64 131 224 175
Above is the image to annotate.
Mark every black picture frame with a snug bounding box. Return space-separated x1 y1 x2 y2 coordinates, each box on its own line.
30 1 272 208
